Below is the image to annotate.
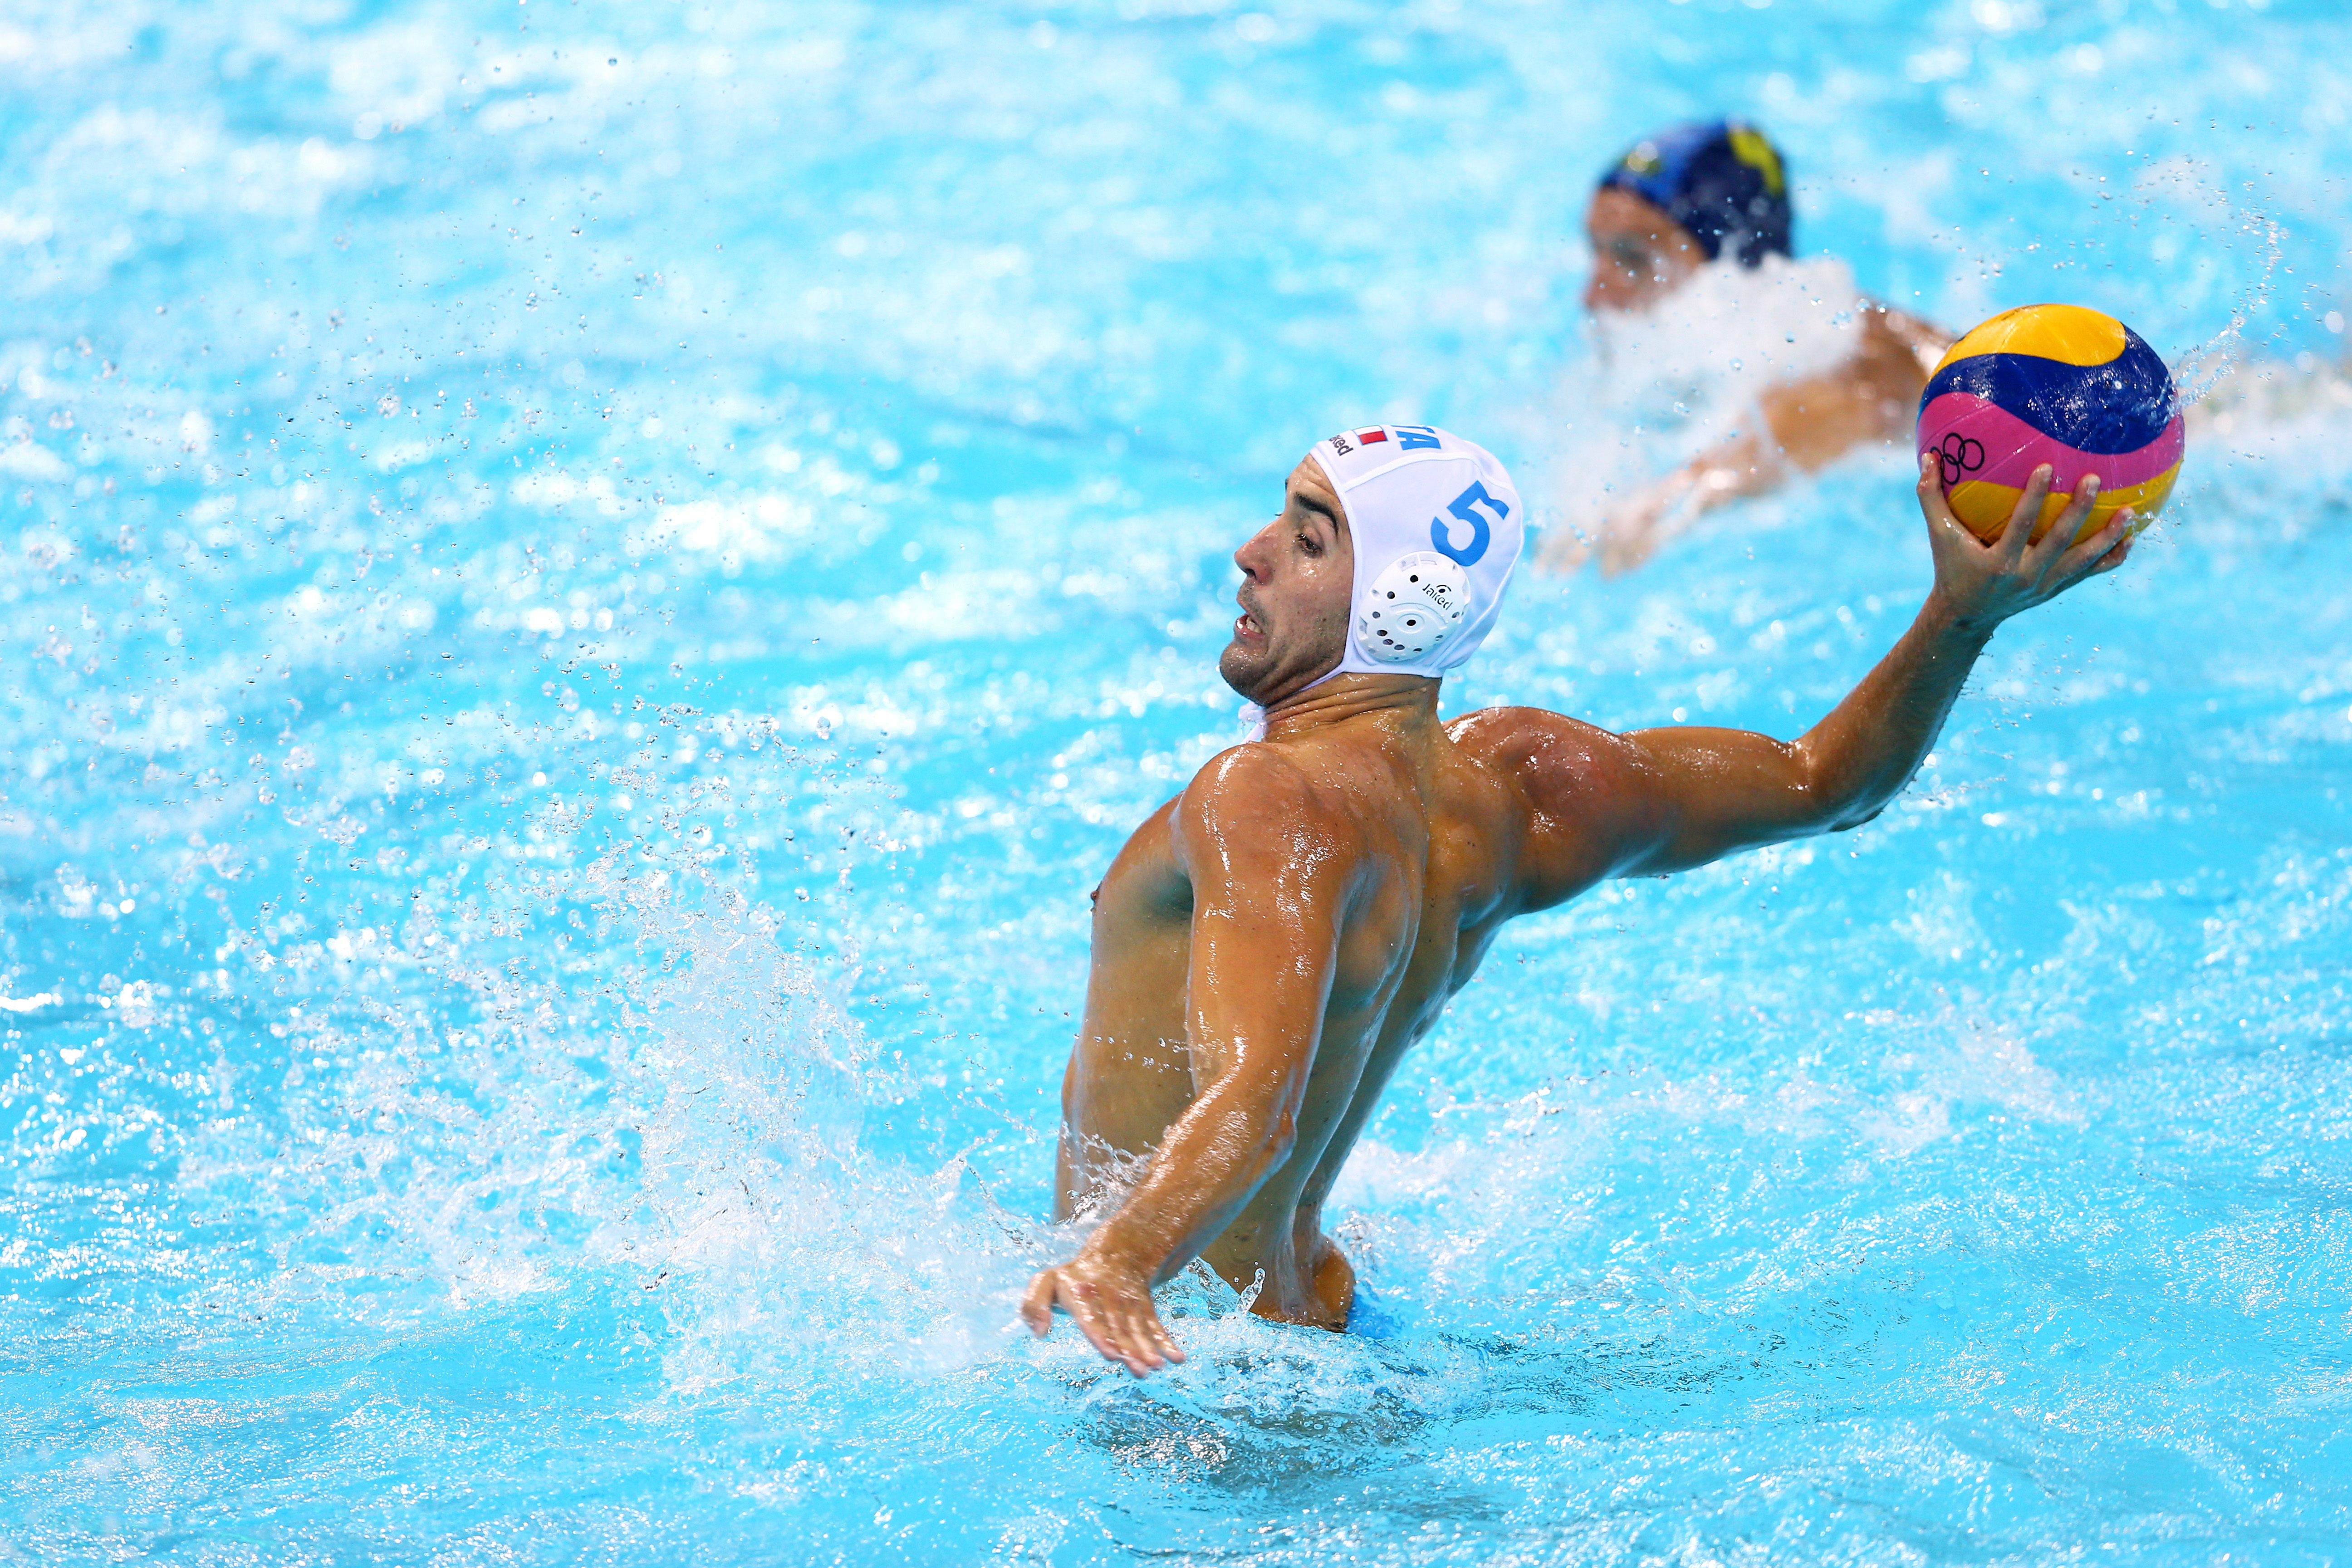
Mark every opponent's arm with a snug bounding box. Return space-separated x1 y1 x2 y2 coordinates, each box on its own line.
1551 306 1950 576
1755 304 1950 475
1022 752 1350 1375
1513 454 2134 895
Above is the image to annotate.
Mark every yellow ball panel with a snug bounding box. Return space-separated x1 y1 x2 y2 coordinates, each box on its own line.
1930 303 2129 377
1945 461 2180 546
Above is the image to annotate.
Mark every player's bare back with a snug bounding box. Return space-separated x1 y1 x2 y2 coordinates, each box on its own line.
1059 693 1533 1329
1024 427 2133 1377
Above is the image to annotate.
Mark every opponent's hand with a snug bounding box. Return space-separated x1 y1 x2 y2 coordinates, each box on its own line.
1537 472 1691 576
1595 472 1693 577
1020 1251 1185 1377
1920 451 2134 631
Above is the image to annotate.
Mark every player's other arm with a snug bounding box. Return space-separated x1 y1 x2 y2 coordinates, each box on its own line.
1518 456 2136 891
1757 303 1954 473
1022 750 1351 1375
1561 305 1953 575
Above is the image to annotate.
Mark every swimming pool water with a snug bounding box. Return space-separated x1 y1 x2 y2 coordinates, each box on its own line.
5 0 2352 1561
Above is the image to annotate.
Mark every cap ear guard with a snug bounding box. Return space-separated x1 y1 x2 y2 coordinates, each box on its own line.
1355 551 1469 663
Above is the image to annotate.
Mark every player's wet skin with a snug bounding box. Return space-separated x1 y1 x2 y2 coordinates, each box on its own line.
1023 449 2134 1376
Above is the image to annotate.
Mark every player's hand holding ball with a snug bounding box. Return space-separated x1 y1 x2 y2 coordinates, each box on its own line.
1918 452 2132 632
1911 300 2181 628
1917 302 2185 546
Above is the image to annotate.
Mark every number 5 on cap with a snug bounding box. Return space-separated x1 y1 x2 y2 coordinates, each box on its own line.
1431 481 1509 567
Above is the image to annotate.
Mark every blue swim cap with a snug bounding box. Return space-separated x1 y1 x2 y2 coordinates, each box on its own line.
1599 119 1793 269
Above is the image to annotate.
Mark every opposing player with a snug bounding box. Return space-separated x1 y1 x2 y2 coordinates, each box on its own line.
1022 423 2132 1374
1553 120 1950 573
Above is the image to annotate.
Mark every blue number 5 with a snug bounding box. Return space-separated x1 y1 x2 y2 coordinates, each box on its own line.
1431 481 1509 566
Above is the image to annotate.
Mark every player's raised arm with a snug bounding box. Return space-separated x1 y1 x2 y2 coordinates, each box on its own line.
1497 454 2135 901
1022 748 1353 1374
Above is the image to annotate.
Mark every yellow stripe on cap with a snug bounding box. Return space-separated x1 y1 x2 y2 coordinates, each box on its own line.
1726 125 1785 197
1946 460 2181 546
1930 303 2130 377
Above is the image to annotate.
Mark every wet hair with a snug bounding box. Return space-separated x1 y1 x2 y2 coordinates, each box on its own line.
1598 119 1793 269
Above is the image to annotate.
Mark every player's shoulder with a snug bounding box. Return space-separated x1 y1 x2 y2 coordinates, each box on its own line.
1179 739 1324 820
1448 705 1621 766
1446 706 1642 813
1860 296 1953 373
1171 739 1356 862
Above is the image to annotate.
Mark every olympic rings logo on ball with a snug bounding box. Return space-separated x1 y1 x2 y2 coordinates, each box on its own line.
1937 432 1985 475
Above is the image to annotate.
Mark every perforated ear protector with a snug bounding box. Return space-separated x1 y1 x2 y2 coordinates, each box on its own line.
1355 551 1469 663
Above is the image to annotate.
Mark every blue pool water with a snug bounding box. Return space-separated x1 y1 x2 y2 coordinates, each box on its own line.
5 0 2352 1560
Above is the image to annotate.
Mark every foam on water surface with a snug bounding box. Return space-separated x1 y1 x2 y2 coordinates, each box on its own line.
4 0 2352 1562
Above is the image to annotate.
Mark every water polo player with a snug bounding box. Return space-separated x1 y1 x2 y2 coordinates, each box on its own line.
1551 119 1952 573
1021 424 2136 1375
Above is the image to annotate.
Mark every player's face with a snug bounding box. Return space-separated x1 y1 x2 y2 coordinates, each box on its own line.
1583 186 1706 314
1220 456 1355 705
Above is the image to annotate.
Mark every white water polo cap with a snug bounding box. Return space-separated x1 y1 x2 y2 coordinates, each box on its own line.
1310 423 1524 679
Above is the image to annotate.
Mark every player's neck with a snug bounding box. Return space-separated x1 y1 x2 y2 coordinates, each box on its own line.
1258 672 1441 740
